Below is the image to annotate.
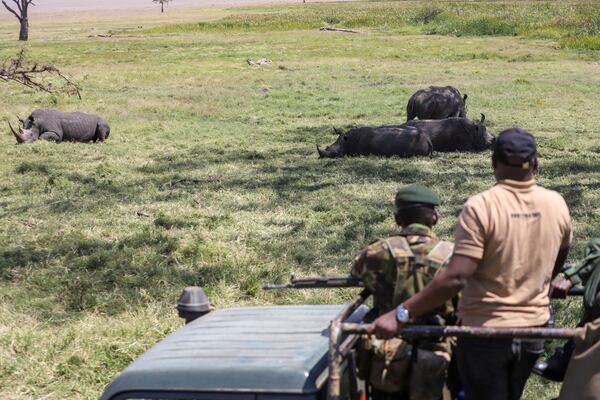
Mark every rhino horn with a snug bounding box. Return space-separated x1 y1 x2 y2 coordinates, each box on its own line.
316 144 325 158
333 127 343 136
480 113 486 124
17 115 25 126
8 120 25 144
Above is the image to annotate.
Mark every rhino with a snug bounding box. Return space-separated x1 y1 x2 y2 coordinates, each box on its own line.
403 115 494 152
8 109 110 144
317 125 432 158
406 86 467 121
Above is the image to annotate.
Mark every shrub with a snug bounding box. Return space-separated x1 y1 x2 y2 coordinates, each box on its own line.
411 6 443 24
560 35 600 50
434 16 518 37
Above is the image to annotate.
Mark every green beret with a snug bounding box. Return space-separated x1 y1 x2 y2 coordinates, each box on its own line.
395 184 440 208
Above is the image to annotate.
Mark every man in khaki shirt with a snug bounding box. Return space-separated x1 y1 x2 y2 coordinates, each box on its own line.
369 128 573 400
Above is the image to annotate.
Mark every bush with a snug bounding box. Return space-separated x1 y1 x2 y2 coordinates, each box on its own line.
411 6 443 24
433 16 518 37
560 35 600 50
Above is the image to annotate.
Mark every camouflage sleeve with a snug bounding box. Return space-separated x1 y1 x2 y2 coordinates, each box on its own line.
351 241 395 276
351 240 398 301
564 264 585 286
350 248 369 278
564 239 600 286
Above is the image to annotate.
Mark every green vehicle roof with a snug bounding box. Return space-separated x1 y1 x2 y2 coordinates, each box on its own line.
100 304 366 400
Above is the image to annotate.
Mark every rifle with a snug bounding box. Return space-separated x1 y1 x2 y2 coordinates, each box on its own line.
262 274 363 290
263 274 585 296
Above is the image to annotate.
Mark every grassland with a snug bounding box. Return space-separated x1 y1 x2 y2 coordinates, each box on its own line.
1 1 599 398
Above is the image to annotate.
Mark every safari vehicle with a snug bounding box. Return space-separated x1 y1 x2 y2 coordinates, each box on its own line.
99 287 368 400
100 281 583 400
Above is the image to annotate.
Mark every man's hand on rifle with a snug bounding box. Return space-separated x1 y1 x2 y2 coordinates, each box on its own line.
368 309 403 339
551 275 574 299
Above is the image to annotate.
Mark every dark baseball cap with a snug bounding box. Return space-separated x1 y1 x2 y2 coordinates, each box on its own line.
493 128 537 169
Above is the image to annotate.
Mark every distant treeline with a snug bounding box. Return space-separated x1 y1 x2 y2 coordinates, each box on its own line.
133 1 600 50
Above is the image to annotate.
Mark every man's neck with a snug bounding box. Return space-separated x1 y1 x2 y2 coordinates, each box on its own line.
495 171 534 181
494 162 535 181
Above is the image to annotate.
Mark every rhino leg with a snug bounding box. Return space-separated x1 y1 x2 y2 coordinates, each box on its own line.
94 123 110 143
39 131 61 142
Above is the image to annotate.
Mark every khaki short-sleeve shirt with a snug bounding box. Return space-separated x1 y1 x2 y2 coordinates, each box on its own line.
454 179 572 327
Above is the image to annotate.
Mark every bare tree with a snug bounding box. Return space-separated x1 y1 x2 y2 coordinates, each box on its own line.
153 0 172 13
0 49 81 98
1 0 35 41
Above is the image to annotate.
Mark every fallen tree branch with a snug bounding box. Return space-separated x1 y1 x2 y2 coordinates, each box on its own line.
319 26 359 34
0 49 82 98
87 33 113 38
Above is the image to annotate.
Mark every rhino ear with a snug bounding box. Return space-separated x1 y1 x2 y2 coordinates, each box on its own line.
480 113 486 124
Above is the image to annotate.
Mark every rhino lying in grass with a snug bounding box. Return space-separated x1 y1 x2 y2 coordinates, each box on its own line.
317 125 432 158
406 85 467 121
403 115 495 152
317 115 493 158
9 109 110 144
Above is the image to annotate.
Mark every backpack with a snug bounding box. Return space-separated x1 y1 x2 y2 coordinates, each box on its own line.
358 236 454 393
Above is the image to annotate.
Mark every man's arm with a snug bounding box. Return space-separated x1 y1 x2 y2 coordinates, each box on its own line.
550 247 572 298
552 247 570 280
369 254 479 339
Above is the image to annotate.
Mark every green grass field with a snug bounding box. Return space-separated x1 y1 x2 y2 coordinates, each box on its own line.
1 1 599 398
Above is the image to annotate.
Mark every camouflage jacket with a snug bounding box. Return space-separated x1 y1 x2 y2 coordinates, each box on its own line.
351 223 455 326
564 238 600 314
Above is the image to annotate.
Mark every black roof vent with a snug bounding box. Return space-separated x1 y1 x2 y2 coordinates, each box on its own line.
176 286 213 324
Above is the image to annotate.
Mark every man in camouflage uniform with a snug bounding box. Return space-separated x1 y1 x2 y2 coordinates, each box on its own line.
351 184 455 400
534 238 600 381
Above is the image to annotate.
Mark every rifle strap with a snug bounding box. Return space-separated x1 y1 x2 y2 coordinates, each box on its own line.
426 240 455 271
384 237 415 307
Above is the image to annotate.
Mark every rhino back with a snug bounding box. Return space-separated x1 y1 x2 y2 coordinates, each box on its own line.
59 112 101 141
405 118 474 151
410 86 464 119
344 127 377 155
348 126 430 157
29 109 63 133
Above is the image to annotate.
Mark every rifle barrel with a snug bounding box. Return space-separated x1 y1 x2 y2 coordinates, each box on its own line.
568 287 585 296
262 284 292 290
341 323 583 340
262 275 363 290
